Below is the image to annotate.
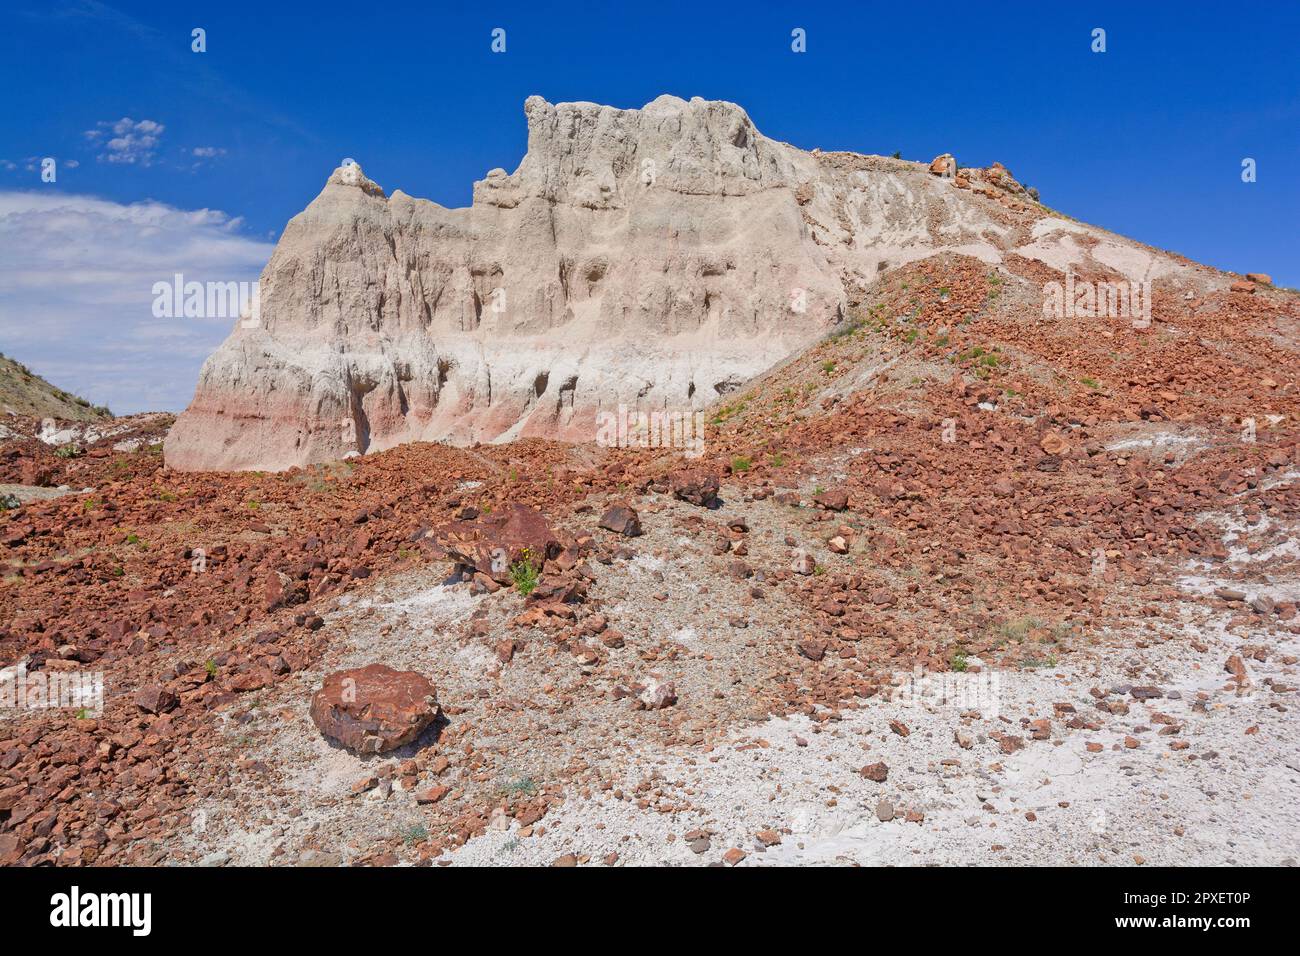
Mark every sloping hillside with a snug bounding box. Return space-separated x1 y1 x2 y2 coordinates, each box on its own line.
0 352 111 422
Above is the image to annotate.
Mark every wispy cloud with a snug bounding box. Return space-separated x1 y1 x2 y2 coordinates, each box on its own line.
188 146 229 171
84 117 165 166
0 158 79 174
0 190 274 414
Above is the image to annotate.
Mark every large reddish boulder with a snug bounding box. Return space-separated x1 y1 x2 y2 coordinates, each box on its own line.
262 570 307 613
813 487 849 511
309 664 439 753
670 470 720 507
928 153 956 178
598 502 642 536
983 161 1026 194
134 683 178 714
437 502 561 584
18 458 57 487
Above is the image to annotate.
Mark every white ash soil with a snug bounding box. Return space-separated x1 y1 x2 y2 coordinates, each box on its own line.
0 483 90 504
178 466 1299 867
448 588 1299 866
447 472 1300 867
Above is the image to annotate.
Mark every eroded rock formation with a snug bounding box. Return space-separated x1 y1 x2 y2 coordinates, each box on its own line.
165 94 1198 471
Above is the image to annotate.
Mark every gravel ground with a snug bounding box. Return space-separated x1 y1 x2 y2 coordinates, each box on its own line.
174 474 1300 867
443 591 1299 867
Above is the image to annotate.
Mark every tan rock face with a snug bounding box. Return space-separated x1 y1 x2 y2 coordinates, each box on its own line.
166 96 1025 471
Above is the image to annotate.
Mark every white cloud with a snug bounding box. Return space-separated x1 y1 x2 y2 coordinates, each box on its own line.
192 146 226 158
0 190 274 414
84 117 166 166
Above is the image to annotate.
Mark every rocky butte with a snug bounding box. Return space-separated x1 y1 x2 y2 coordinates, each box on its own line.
165 94 1203 472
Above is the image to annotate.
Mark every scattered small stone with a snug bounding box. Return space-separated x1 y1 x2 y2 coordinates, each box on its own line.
861 761 889 782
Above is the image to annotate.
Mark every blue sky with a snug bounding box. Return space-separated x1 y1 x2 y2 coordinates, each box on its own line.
1 0 1297 413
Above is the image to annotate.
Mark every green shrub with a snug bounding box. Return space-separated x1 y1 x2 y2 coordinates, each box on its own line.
510 551 540 596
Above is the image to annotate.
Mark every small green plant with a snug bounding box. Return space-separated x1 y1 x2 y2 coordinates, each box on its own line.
731 456 752 473
710 400 748 425
950 651 968 672
813 564 827 576
1080 377 1100 390
500 776 538 797
770 452 785 467
54 444 83 459
402 823 429 846
828 318 865 342
205 659 218 678
0 493 20 511
821 360 837 374
75 707 89 720
510 551 540 596
996 616 1044 643
246 500 260 510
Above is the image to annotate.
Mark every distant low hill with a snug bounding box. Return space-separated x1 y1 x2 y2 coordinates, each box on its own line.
0 352 111 421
